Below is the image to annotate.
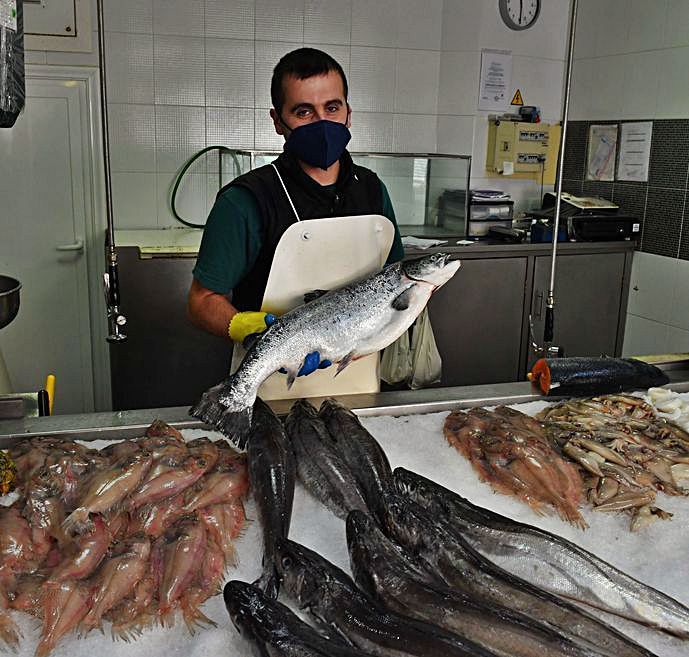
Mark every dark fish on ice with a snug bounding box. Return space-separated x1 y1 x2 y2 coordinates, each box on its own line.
247 398 296 598
318 398 392 522
395 466 689 641
284 399 368 519
346 510 624 657
380 490 657 657
275 536 498 657
224 579 376 656
191 253 460 446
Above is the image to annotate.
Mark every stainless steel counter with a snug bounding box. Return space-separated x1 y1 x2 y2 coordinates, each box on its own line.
2 370 688 446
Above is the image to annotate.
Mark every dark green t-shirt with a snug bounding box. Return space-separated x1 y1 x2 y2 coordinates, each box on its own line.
193 181 405 295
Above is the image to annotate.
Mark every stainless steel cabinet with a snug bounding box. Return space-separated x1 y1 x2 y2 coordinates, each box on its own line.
428 257 528 386
418 243 633 388
526 253 628 371
109 242 634 409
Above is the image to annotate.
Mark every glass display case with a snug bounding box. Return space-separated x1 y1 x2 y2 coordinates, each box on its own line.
218 150 472 238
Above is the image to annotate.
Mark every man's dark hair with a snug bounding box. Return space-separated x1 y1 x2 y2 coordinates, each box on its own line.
271 47 348 115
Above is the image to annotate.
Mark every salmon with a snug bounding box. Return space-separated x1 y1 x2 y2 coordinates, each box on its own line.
191 253 460 446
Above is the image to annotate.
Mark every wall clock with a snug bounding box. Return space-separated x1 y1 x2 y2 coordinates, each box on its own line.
499 0 541 30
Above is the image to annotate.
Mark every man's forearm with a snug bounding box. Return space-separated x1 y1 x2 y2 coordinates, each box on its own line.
188 285 238 339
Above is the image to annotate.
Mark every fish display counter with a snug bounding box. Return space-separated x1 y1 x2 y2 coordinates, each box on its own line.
2 369 689 657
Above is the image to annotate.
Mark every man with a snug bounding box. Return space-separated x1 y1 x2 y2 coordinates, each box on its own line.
188 48 404 376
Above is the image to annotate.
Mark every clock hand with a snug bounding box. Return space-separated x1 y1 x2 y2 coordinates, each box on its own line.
519 0 523 25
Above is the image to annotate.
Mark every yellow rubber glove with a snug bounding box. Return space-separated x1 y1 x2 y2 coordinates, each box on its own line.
228 311 277 344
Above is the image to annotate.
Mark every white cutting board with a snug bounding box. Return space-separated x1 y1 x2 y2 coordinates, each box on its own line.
236 215 394 401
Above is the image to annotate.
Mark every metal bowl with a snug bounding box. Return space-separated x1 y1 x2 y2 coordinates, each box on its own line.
0 275 21 330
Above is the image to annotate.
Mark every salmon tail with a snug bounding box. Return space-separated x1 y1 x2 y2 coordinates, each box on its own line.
189 377 254 448
0 610 21 650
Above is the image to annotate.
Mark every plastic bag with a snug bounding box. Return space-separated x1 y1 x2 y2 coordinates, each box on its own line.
0 0 24 128
408 308 442 390
380 329 412 385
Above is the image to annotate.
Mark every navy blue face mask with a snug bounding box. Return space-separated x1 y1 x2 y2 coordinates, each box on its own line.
282 119 351 170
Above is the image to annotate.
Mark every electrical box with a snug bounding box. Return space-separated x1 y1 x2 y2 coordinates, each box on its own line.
23 0 91 52
485 120 561 184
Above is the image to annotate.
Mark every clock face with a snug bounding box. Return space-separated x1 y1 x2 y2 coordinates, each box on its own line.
499 0 541 31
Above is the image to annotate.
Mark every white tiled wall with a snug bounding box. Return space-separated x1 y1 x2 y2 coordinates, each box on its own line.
623 253 689 356
439 0 569 213
569 1 689 356
571 0 689 121
27 0 569 227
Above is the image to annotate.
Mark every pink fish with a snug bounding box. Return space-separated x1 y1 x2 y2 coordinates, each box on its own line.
80 537 151 634
136 492 186 538
142 420 184 443
158 520 206 625
9 573 45 617
0 505 34 569
0 568 20 649
198 501 245 566
49 515 110 581
187 438 219 473
62 453 152 534
107 576 156 642
183 455 248 513
180 539 224 633
36 579 92 657
129 456 207 510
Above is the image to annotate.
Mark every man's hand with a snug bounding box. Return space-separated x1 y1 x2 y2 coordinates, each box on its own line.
228 311 277 346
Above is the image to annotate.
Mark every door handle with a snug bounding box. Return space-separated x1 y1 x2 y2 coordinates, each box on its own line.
534 290 543 319
56 238 84 252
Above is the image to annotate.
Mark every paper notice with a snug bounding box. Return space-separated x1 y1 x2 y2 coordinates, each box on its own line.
478 49 512 111
617 121 652 182
502 161 514 175
586 124 618 181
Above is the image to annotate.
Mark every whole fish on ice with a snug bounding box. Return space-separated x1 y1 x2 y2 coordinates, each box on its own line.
191 253 460 445
395 466 689 641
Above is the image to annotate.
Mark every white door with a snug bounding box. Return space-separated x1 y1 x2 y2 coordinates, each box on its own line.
0 71 103 414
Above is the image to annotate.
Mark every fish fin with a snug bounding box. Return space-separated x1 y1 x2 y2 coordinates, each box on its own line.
304 289 329 304
190 377 254 448
335 352 355 376
391 286 415 311
241 331 263 350
181 601 217 635
285 369 298 390
0 610 21 650
253 569 280 599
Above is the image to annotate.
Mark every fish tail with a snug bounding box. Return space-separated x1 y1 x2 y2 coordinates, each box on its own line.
34 638 53 657
0 610 21 650
110 613 153 643
181 601 217 635
189 377 254 448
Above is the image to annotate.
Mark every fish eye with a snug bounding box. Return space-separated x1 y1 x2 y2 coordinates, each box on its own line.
281 556 292 570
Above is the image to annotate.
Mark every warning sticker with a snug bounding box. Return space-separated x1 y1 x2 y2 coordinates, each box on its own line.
511 89 524 106
0 0 17 31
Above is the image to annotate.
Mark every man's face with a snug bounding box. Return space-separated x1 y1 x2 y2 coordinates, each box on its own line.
271 70 351 137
